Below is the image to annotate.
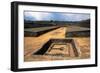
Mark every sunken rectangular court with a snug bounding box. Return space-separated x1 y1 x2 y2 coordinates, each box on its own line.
24 26 90 61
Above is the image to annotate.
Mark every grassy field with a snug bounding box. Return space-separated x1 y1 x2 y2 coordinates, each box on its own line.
24 26 59 32
66 26 90 32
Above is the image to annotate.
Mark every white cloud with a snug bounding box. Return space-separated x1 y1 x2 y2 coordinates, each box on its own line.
62 13 90 21
24 11 52 21
24 11 90 21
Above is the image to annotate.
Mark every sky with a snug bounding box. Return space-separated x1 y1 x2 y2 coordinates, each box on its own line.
24 11 90 21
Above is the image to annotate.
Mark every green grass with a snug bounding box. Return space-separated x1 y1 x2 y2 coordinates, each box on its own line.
24 26 59 32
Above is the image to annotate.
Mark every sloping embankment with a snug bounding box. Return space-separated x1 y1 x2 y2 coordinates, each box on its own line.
24 26 60 37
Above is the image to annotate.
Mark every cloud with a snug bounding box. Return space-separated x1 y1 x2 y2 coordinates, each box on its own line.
24 11 90 21
24 11 52 21
61 13 90 21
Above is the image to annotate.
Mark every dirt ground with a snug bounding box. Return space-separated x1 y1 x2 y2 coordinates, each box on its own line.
24 27 90 62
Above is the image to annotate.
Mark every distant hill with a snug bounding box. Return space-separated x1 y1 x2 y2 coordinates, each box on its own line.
24 19 90 28
76 19 90 28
